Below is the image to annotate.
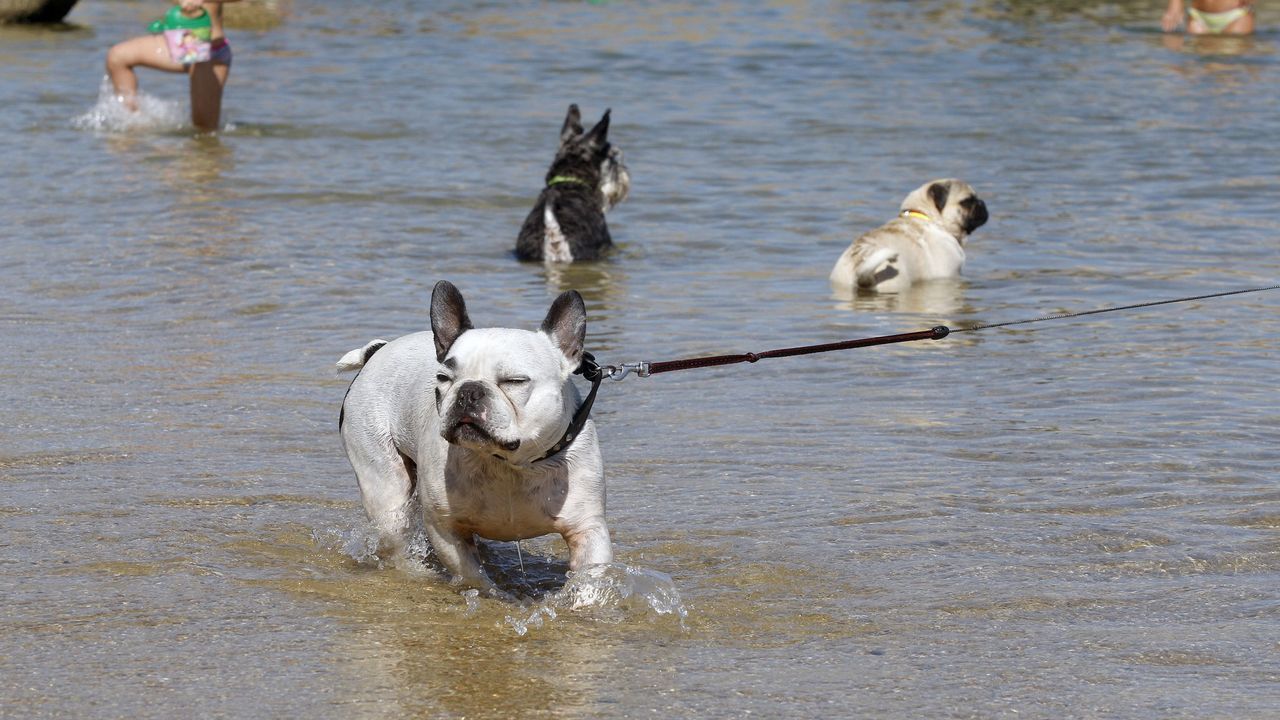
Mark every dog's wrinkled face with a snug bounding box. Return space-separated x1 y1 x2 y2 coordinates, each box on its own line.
555 104 630 212
430 282 585 462
900 179 988 243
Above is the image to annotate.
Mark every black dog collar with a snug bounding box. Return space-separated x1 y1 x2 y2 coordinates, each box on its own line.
530 351 605 464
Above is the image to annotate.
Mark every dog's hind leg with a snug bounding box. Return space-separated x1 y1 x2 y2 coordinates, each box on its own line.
855 247 900 289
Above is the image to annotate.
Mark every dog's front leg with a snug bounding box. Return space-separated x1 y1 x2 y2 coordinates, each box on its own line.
563 519 613 571
422 522 506 597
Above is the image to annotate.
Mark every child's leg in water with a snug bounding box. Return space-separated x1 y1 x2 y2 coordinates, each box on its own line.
105 34 231 131
105 35 184 111
189 57 231 132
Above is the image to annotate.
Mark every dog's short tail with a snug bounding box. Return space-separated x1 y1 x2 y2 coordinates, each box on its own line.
855 247 899 288
336 339 388 373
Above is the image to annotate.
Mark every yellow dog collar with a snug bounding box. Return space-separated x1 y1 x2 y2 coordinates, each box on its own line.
900 209 931 221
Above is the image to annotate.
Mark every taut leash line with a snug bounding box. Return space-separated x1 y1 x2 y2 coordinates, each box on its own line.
643 326 951 375
953 284 1280 334
598 284 1280 381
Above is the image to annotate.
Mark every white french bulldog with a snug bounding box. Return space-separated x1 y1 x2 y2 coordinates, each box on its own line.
336 281 613 596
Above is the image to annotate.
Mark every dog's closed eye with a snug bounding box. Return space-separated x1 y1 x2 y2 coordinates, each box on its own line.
500 377 531 387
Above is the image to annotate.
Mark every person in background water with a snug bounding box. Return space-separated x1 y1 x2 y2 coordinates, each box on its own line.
1162 0 1256 34
105 0 243 131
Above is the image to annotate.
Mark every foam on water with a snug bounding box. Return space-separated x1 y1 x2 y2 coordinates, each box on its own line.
313 523 440 576
504 563 689 636
313 525 382 567
72 76 192 133
315 523 687 633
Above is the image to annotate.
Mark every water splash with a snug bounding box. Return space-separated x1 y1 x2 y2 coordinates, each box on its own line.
460 588 482 616
72 76 190 133
313 523 687 633
312 523 441 576
505 604 558 636
312 525 382 567
503 563 688 636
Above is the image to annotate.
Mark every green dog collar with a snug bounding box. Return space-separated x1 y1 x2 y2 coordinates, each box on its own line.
547 175 588 187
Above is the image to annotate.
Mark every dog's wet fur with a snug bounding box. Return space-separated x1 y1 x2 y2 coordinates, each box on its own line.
515 104 630 263
336 281 613 597
830 178 989 293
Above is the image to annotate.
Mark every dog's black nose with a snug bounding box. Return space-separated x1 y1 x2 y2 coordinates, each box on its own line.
455 381 488 410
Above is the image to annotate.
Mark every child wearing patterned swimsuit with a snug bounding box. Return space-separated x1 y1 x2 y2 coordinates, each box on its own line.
1162 0 1256 35
105 0 244 131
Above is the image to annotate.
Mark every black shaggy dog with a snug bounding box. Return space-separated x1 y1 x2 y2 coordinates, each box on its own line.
515 105 630 263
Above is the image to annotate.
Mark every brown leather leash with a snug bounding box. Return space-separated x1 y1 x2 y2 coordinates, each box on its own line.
641 325 951 376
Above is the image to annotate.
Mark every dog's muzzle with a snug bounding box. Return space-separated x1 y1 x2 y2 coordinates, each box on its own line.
600 148 631 211
443 381 521 452
963 198 989 234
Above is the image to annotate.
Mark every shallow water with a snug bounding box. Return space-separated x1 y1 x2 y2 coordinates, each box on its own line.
3 0 1280 717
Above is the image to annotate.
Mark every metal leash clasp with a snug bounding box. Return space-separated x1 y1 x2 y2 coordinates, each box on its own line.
604 362 651 381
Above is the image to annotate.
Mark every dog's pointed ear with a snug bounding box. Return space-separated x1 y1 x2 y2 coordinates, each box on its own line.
583 109 611 148
430 281 473 362
927 182 951 212
560 104 584 143
540 290 586 368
